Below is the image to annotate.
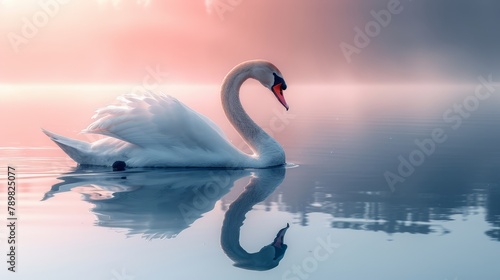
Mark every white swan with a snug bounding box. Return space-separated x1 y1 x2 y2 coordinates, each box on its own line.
43 60 289 168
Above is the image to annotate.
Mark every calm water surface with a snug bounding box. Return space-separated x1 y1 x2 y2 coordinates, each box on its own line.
0 85 499 280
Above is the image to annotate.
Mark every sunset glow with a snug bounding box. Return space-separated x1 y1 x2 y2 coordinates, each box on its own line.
2 1 500 85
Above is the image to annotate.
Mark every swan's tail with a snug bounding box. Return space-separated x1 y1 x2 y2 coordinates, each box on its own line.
42 129 91 163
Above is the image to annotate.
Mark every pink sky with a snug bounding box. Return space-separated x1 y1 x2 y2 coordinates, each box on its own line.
2 1 497 84
0 0 349 84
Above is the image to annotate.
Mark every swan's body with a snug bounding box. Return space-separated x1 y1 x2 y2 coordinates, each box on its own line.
43 60 289 168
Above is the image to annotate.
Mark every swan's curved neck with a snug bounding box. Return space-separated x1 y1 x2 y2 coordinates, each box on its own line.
221 63 285 166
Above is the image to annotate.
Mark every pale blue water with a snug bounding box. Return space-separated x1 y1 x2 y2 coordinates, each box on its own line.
0 85 499 280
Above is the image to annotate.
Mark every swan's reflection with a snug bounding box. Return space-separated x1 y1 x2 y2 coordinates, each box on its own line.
45 166 289 269
44 167 250 239
221 167 289 271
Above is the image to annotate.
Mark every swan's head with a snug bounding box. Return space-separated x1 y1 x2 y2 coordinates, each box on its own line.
251 61 289 111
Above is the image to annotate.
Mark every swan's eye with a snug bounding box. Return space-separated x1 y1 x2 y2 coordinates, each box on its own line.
273 73 287 90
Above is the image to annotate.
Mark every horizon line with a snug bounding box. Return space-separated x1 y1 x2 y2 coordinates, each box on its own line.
1 83 499 89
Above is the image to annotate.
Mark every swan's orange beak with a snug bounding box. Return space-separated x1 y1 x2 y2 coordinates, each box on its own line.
272 83 289 111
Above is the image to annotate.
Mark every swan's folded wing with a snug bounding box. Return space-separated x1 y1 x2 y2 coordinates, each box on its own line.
83 93 233 152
